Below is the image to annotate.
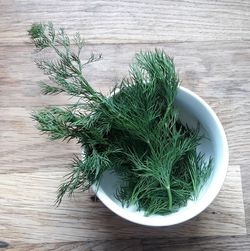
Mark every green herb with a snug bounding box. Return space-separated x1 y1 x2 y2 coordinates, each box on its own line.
29 22 212 215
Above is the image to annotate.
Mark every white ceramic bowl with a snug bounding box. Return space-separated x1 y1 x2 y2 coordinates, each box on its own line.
92 86 229 226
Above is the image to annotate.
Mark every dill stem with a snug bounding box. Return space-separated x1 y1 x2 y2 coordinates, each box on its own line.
166 184 173 210
146 139 155 154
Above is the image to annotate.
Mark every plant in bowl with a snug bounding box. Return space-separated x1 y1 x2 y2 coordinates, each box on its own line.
29 23 228 226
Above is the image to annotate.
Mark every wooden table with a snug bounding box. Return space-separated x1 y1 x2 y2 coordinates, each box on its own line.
1 1 250 250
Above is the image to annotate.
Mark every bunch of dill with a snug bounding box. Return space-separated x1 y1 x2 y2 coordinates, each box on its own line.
29 22 212 216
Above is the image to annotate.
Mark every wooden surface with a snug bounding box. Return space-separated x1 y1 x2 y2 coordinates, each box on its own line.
0 164 246 244
1 0 250 250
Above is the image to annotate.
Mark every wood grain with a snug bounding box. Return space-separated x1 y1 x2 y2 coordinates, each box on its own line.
3 240 143 251
4 240 143 251
0 107 80 174
0 165 245 245
1 0 250 250
1 42 250 108
3 236 250 251
1 0 250 45
142 235 250 251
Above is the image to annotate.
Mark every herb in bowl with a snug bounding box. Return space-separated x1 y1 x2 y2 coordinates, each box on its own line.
29 22 212 216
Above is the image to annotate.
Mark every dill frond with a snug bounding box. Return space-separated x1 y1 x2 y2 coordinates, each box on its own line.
29 22 212 215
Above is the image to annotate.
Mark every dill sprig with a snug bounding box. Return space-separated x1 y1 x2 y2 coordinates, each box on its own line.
29 22 212 215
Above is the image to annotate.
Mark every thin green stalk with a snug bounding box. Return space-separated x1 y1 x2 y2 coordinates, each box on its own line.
166 184 173 210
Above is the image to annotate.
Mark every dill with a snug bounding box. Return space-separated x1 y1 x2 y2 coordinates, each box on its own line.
29 22 212 215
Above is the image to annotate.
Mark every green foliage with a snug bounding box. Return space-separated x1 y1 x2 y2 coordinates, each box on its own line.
29 22 212 215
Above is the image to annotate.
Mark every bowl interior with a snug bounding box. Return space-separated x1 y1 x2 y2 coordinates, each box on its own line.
94 87 228 226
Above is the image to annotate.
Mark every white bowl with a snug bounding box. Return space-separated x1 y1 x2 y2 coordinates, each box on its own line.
92 86 229 226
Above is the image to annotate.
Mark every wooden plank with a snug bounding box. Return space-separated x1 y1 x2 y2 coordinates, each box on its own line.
0 41 249 108
0 165 246 244
0 97 241 173
0 107 80 174
0 100 247 174
2 236 250 251
1 0 250 45
142 235 250 251
3 240 143 251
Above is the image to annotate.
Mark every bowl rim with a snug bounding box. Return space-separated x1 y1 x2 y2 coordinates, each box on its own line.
92 86 229 226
